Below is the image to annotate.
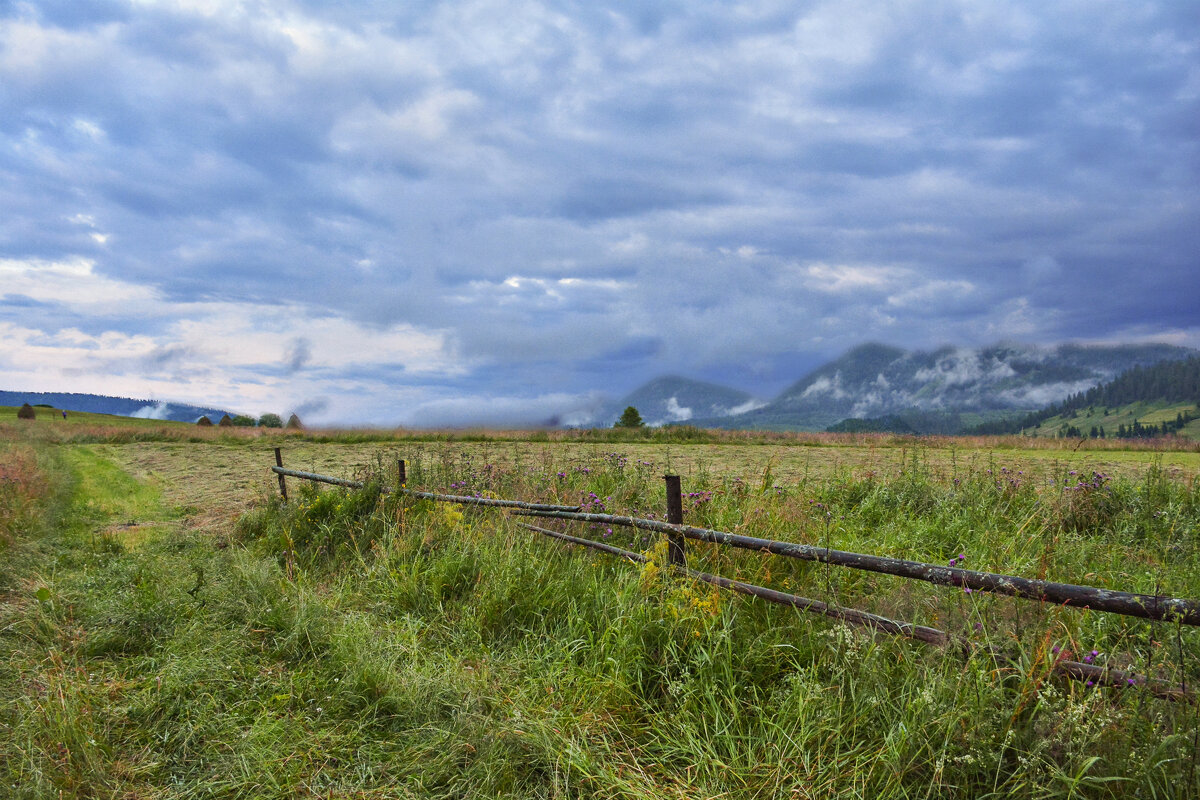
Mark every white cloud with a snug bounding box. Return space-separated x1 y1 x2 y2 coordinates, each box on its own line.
664 396 692 422
726 398 767 415
130 401 172 420
803 263 903 293
0 257 154 308
800 373 851 400
998 381 1100 408
0 260 465 422
886 279 976 309
0 1 1195 423
914 349 1015 388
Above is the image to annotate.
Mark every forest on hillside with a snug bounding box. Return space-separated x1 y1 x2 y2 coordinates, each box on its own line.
969 355 1200 436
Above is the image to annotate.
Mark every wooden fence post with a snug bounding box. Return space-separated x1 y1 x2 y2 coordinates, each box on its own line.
274 447 288 502
664 475 686 567
398 459 406 488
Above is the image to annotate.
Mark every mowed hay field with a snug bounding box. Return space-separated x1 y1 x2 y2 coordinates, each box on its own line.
3 418 1200 798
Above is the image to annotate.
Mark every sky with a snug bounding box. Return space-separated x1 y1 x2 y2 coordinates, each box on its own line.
1 1 1198 426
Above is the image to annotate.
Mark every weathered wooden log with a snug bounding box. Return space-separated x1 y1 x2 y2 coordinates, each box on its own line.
518 521 947 643
274 448 288 501
272 466 366 490
270 466 581 512
515 522 1192 701
663 475 686 567
511 508 1200 626
402 489 582 512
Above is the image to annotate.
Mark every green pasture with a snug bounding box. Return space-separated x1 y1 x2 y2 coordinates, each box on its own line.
0 404 196 428
1029 401 1200 441
2 419 1200 798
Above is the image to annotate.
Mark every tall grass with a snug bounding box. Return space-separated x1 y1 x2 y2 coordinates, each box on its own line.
232 448 1200 797
2 442 1198 797
0 444 45 549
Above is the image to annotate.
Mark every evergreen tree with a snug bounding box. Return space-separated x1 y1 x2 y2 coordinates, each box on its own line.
614 406 645 428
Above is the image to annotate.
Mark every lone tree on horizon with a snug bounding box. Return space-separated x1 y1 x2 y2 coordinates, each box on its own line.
614 406 645 428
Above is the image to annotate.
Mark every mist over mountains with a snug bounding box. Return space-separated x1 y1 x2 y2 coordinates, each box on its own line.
0 391 235 424
7 341 1195 432
597 376 766 428
602 342 1198 433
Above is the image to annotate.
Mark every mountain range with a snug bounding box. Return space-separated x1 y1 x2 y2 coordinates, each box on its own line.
598 376 765 428
0 390 236 424
603 342 1199 433
7 341 1196 432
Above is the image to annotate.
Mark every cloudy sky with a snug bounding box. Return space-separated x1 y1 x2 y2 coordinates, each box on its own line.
2 1 1197 425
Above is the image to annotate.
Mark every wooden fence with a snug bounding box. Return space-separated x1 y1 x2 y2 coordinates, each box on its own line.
269 448 1196 701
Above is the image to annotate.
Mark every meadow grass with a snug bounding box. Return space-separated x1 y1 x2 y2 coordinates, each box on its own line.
1 434 1199 797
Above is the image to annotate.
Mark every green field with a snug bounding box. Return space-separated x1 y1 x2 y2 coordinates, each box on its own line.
1 404 199 428
1027 401 1200 441
3 415 1200 798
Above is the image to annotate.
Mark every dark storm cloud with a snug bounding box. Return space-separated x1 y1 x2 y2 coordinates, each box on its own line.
1 0 1197 423
284 337 312 373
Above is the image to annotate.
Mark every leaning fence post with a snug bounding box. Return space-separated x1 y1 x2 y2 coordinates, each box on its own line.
398 459 406 489
274 447 288 502
664 475 686 567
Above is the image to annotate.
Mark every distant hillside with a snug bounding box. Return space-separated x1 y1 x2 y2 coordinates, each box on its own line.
600 376 763 427
826 415 918 435
689 341 1197 432
824 409 1021 436
968 355 1200 437
0 390 236 423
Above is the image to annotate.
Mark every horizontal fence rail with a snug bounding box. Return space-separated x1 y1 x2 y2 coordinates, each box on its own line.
273 458 1200 626
516 521 950 645
403 489 583 513
268 450 1196 701
272 466 367 490
515 522 1190 701
511 507 1200 627
271 465 582 512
